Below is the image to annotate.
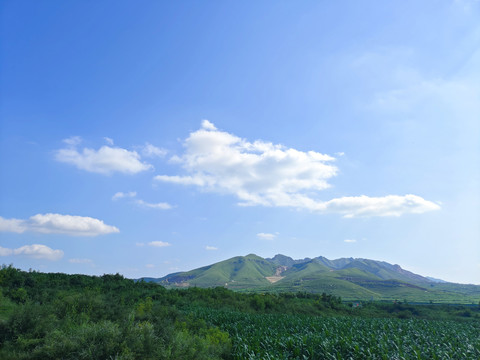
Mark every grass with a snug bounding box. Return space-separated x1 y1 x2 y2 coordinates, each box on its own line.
156 255 480 304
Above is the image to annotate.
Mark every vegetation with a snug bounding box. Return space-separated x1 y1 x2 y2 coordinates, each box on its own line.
1 265 479 359
156 254 480 304
198 309 480 359
0 265 231 360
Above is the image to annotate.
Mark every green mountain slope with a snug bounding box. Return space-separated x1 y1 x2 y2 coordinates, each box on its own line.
151 254 480 303
160 254 277 288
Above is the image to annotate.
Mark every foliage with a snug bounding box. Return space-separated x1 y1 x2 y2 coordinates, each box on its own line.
0 265 231 360
196 308 480 359
157 254 480 304
1 265 479 359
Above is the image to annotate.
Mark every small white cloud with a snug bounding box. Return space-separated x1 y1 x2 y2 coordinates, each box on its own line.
112 193 172 210
135 199 172 210
104 137 114 145
0 244 63 261
136 242 145 247
148 241 171 247
142 143 167 158
0 217 26 233
29 213 119 236
154 175 208 186
205 246 218 250
145 264 155 268
201 119 217 131
55 139 152 175
0 214 119 236
344 239 357 243
63 136 82 146
319 194 441 218
112 191 137 200
257 232 276 240
69 258 94 265
0 246 13 256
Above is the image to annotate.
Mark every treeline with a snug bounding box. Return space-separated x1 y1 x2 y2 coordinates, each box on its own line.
1 265 478 359
0 265 232 360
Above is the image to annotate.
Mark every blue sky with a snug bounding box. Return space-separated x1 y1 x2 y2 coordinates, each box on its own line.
1 0 479 284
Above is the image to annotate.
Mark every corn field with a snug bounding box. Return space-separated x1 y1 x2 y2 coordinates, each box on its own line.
194 308 480 359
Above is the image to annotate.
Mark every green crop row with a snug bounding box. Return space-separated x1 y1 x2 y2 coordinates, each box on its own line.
194 308 480 359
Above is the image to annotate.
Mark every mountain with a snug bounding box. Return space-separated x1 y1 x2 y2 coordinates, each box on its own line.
162 254 276 288
147 254 480 303
426 276 447 283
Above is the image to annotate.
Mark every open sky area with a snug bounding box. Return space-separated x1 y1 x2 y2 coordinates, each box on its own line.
1 0 479 284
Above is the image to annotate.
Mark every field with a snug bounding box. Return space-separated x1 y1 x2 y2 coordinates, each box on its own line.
1 266 479 359
195 308 480 359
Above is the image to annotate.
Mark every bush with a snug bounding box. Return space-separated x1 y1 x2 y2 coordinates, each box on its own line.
35 321 123 360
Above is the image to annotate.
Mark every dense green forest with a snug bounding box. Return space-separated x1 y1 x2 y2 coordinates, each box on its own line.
1 265 479 359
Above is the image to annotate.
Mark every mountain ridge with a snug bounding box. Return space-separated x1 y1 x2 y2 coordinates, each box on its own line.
145 254 480 303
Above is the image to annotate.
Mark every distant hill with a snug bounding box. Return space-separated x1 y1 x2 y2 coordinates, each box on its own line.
144 254 480 303
426 276 447 283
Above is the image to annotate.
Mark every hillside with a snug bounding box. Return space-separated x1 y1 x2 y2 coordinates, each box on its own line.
162 254 276 288
149 254 480 303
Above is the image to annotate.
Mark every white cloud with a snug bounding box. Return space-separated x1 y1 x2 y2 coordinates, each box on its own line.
136 242 145 247
344 239 357 243
55 139 152 175
155 121 337 207
112 191 137 200
112 192 172 210
318 195 441 218
145 264 155 268
0 247 13 256
0 217 26 233
257 232 276 240
154 175 208 186
135 199 172 210
0 214 119 236
148 241 171 247
205 246 218 250
142 143 167 158
0 244 63 261
201 119 217 131
104 137 114 145
154 122 440 217
63 136 82 146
